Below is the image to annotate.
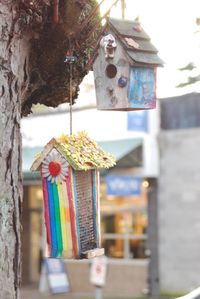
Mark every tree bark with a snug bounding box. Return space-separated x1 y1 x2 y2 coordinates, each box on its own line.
0 1 99 298
0 2 29 298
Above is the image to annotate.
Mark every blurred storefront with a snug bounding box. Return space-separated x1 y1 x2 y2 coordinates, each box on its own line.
21 177 149 290
21 93 200 297
21 105 159 296
101 180 148 260
21 139 156 298
22 183 43 285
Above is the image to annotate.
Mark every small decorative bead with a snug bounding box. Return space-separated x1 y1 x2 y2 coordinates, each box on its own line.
118 76 128 88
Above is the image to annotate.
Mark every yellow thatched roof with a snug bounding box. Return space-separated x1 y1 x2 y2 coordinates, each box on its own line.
31 131 116 171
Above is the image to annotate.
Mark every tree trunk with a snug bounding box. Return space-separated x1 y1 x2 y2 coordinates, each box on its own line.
0 2 29 298
0 1 99 297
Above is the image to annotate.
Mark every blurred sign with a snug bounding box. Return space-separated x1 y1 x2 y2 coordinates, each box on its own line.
127 110 148 132
106 176 141 196
39 258 70 294
90 256 108 287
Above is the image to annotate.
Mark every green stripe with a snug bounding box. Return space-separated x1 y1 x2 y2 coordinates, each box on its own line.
53 182 63 255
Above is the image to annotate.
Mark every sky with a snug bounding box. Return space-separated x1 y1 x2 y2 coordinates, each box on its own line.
80 0 200 100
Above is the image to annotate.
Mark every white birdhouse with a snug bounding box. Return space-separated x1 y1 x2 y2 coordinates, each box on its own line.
93 18 163 111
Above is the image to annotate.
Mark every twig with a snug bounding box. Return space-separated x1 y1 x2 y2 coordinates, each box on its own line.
100 0 121 21
85 25 107 71
75 0 106 35
83 0 120 42
77 0 120 40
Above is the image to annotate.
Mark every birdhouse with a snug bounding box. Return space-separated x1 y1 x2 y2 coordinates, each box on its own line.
31 132 115 259
93 18 163 111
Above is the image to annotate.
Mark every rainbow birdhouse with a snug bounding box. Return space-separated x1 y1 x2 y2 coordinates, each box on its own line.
31 132 115 259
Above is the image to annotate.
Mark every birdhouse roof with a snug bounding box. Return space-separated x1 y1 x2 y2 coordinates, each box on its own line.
31 131 116 172
107 17 163 66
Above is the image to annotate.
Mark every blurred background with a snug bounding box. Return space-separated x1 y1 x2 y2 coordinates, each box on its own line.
21 0 200 298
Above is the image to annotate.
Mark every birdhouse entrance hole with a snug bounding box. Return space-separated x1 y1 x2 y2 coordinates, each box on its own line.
106 64 117 78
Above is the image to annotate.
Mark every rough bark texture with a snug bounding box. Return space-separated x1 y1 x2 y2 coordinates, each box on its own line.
0 2 26 298
0 1 99 298
18 0 99 116
0 0 99 116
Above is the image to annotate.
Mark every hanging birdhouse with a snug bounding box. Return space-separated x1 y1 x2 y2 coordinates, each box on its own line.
31 132 115 259
93 17 163 111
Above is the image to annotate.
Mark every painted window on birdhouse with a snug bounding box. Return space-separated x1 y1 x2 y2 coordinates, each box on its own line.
128 67 156 109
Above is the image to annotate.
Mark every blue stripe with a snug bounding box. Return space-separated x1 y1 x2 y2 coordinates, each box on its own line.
47 179 58 257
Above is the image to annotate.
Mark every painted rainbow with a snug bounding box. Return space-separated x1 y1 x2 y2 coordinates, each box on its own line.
31 131 116 259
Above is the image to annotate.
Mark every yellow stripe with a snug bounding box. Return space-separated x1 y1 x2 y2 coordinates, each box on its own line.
57 182 68 256
61 181 73 258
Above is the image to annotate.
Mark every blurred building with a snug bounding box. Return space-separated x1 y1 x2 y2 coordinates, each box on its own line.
22 92 200 296
21 102 159 297
158 92 200 294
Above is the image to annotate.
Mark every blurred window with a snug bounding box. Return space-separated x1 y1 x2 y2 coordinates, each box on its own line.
100 181 148 259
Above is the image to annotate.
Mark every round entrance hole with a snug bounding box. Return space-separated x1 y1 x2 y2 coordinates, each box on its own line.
106 64 117 79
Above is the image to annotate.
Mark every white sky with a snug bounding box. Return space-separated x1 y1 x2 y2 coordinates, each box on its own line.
96 0 200 98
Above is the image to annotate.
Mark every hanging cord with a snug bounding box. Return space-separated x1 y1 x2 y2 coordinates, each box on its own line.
69 62 73 135
121 0 126 19
64 38 76 135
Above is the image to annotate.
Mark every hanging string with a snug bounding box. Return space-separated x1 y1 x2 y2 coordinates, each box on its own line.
121 0 126 19
65 0 122 134
69 62 73 135
65 38 75 135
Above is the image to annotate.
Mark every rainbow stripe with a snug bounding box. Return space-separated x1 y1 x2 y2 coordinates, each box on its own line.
42 177 52 252
41 167 101 259
46 180 58 257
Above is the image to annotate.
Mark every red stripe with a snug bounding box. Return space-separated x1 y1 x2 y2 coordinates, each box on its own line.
66 167 78 258
42 176 52 254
